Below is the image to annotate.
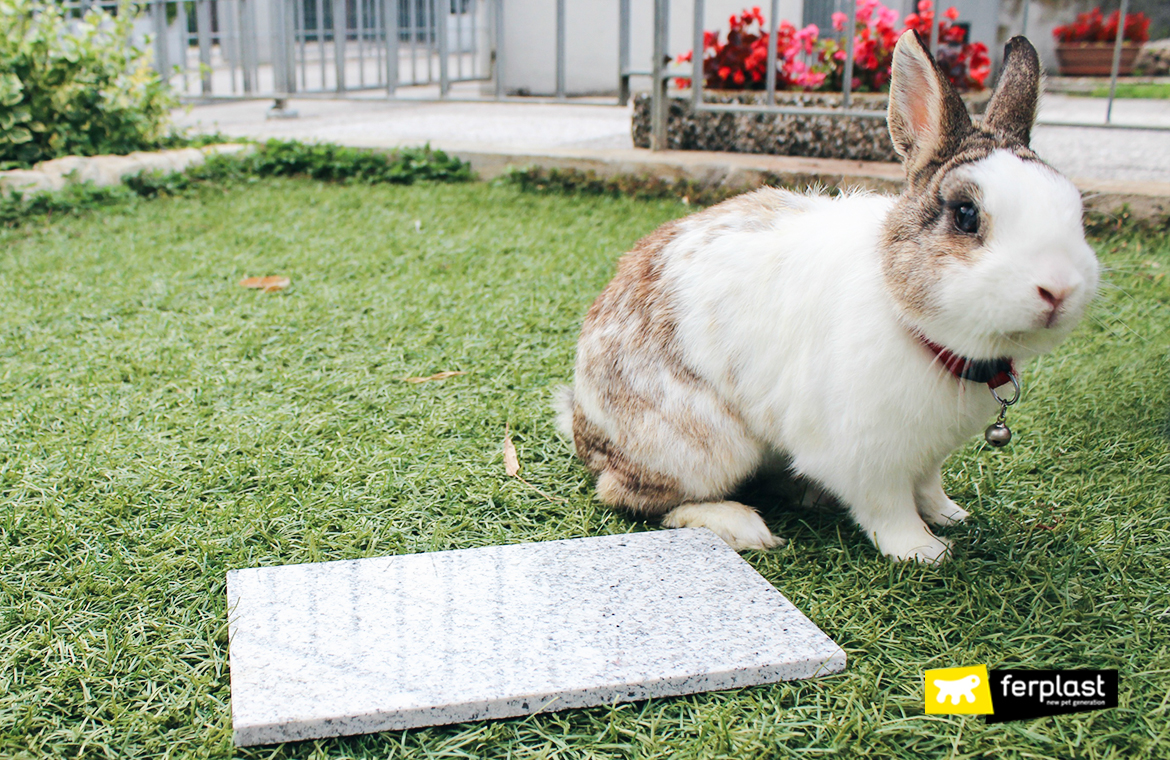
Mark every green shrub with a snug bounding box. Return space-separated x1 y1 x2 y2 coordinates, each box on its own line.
0 0 177 168
2 140 474 226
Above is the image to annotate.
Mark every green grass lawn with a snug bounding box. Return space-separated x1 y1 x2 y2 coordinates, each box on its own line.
1 178 1167 759
1086 82 1170 99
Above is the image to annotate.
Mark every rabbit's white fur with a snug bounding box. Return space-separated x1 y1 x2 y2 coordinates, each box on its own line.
558 33 1099 562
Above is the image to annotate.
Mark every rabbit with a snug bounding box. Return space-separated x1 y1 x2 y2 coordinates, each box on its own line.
554 32 1099 563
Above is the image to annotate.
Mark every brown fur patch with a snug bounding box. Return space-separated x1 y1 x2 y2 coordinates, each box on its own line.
570 207 757 513
571 407 685 514
571 220 693 514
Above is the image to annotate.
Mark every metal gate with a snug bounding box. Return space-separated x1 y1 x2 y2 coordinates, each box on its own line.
274 0 492 96
55 0 496 100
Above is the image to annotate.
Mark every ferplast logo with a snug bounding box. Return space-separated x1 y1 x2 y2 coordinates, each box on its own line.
924 665 994 715
923 666 1119 723
985 670 1119 724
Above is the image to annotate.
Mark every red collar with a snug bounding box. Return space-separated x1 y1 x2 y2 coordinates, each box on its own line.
919 336 1015 388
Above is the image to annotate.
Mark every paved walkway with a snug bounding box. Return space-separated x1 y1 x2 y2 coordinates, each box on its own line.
175 91 1170 185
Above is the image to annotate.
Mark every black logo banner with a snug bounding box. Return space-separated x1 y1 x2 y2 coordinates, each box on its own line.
985 670 1118 724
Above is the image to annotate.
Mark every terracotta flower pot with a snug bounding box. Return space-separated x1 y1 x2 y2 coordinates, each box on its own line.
1055 43 1143 76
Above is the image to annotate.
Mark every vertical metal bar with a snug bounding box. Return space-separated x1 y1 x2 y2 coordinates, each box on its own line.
493 0 503 98
287 0 299 92
272 0 287 93
296 0 307 90
384 0 391 84
385 0 398 93
451 0 460 81
177 0 189 94
152 0 170 80
618 0 630 105
1106 0 1129 124
316 0 326 88
928 0 939 57
469 0 476 78
765 0 778 105
1020 0 1029 38
197 0 213 94
373 0 381 87
692 0 703 107
426 0 434 84
358 0 366 87
437 0 449 95
841 0 856 109
241 0 257 93
275 0 296 94
226 0 239 94
409 0 417 84
332 0 346 90
650 0 667 150
555 0 565 99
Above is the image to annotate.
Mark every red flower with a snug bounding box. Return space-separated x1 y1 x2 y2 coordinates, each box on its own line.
1055 8 1150 44
676 2 988 94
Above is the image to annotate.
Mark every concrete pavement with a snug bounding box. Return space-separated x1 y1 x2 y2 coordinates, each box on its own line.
173 90 1170 219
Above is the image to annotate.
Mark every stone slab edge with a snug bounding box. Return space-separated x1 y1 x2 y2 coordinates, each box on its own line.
4 142 1164 224
0 143 253 197
453 147 1170 223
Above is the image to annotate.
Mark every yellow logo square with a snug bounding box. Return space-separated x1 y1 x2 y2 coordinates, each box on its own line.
925 665 994 715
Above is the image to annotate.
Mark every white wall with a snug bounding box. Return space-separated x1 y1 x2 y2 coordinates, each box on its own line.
498 0 1028 98
501 0 803 97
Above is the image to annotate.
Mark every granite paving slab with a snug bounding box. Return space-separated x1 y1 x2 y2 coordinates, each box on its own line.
226 528 846 746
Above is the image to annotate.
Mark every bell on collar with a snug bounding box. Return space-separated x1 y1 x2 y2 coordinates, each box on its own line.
985 421 1011 447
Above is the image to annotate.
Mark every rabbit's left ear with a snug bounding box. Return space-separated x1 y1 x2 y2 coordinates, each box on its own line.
982 36 1041 147
887 30 972 182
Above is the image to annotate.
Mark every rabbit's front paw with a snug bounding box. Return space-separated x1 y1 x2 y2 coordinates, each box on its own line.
874 525 953 564
662 501 785 552
917 493 970 527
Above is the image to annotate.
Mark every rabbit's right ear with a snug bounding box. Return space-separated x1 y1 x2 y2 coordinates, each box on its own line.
887 30 972 184
981 36 1041 147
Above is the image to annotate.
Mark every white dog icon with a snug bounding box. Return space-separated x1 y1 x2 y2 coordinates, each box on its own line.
933 674 981 705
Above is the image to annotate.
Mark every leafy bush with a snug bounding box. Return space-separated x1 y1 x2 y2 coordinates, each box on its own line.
224 140 474 184
2 140 473 226
0 0 177 168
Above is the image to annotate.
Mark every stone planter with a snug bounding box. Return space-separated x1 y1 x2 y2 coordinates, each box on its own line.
632 90 990 163
1055 43 1143 76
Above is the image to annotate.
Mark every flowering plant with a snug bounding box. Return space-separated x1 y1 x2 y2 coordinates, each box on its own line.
902 1 990 91
676 7 829 90
1053 8 1150 44
676 0 989 94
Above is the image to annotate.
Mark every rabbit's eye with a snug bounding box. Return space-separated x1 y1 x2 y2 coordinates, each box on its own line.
953 202 979 234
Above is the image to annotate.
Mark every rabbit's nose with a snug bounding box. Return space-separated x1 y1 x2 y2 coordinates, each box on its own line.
1038 285 1071 327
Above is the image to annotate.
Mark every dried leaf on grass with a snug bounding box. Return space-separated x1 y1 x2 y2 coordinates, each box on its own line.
402 371 468 384
503 422 520 477
502 423 566 504
239 276 291 293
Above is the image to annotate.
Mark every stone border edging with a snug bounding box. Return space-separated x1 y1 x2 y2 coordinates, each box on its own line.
2 142 1164 225
0 144 254 197
452 147 1170 224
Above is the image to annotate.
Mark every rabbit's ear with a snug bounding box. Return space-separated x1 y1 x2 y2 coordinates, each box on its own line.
982 36 1040 147
887 30 972 181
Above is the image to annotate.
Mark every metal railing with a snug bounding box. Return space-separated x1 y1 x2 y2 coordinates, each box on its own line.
51 0 494 101
43 0 1170 130
646 0 1169 150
